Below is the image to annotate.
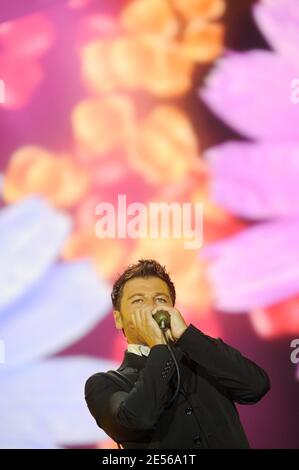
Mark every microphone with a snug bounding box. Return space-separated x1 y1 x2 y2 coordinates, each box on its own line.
153 309 181 406
152 309 171 330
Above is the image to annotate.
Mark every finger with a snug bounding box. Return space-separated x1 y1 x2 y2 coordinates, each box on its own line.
134 309 143 332
165 329 172 341
131 311 138 329
166 328 175 342
169 330 175 342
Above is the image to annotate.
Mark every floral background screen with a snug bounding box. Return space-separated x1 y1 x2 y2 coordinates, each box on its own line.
0 0 298 449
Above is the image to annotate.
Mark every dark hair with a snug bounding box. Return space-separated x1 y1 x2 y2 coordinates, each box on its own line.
111 259 176 311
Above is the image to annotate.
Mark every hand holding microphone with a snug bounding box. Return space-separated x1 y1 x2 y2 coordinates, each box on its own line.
152 309 176 344
131 305 187 347
152 306 188 342
152 309 171 330
131 305 169 347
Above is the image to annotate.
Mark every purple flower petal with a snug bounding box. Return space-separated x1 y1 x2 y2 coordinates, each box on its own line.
254 0 299 67
202 218 299 311
0 260 111 365
0 197 71 315
205 141 299 219
0 356 117 447
200 50 299 141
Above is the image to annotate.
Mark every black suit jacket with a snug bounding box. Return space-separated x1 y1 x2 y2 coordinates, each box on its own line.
85 323 270 449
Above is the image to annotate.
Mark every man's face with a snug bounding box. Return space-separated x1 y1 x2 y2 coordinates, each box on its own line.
113 276 173 345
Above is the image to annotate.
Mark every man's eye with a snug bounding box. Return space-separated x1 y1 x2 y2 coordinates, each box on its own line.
157 298 167 302
132 299 143 303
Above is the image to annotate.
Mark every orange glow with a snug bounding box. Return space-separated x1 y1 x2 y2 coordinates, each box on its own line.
81 40 121 94
140 36 194 97
3 146 90 208
97 437 119 449
250 298 299 338
129 237 214 311
120 0 179 38
62 229 129 279
82 35 194 97
171 0 225 21
127 106 200 184
182 21 224 62
111 35 194 96
191 181 234 224
154 174 246 241
72 95 136 155
190 181 246 242
109 36 153 89
80 0 225 98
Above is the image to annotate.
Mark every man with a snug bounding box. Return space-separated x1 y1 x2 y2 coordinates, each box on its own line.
85 259 270 449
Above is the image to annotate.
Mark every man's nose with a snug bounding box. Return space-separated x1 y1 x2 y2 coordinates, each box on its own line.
144 300 156 311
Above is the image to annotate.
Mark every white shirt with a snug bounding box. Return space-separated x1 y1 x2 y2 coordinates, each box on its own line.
127 344 151 357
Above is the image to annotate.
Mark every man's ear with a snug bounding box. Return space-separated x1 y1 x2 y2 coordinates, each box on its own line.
113 310 123 330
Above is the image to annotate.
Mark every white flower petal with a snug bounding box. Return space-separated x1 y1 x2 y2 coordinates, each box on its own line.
0 437 61 449
0 197 71 315
1 260 111 365
0 356 117 447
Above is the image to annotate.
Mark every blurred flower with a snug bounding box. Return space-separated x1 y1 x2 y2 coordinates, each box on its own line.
170 0 225 21
0 356 116 448
3 146 90 208
181 19 224 63
80 0 225 97
82 34 194 97
122 180 235 338
250 297 299 339
0 0 240 448
71 96 136 156
199 0 299 337
0 13 55 109
62 228 127 280
111 35 194 97
81 39 123 94
128 236 213 311
120 0 179 38
201 142 299 219
127 106 201 185
0 197 115 448
76 14 120 47
202 219 299 312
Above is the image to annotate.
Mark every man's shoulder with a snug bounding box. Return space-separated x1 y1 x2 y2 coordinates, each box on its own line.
85 370 116 395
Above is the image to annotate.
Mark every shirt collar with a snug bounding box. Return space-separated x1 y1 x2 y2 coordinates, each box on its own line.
127 344 151 357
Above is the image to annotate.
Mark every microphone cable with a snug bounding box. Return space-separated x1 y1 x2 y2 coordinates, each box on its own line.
162 329 181 408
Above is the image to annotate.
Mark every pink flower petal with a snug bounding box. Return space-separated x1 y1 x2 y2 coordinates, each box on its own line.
202 218 299 311
250 296 299 338
0 53 43 109
254 0 299 67
0 13 55 59
200 50 299 141
205 141 299 219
